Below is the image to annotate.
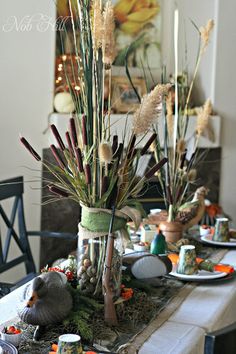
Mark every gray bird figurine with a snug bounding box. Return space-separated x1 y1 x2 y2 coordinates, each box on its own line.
18 272 73 340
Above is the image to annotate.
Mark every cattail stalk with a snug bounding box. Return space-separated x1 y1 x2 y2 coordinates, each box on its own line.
20 137 41 161
112 135 118 154
145 157 168 179
140 133 157 155
113 143 123 163
50 144 66 169
75 147 84 172
69 117 78 148
166 184 173 204
127 135 136 159
65 131 74 157
81 114 88 146
50 124 65 151
48 185 69 198
84 164 91 185
180 150 187 169
101 175 109 196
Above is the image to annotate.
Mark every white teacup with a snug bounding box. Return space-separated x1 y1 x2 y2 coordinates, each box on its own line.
57 334 83 354
0 331 22 347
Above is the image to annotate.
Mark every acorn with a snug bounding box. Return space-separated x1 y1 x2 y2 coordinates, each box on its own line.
81 272 89 281
79 254 89 261
86 266 96 277
90 277 97 284
77 266 86 276
83 259 91 268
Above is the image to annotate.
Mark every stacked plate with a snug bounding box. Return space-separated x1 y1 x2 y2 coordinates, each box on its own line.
0 339 18 353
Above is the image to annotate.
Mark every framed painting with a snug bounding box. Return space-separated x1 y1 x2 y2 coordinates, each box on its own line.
112 0 162 69
111 76 147 113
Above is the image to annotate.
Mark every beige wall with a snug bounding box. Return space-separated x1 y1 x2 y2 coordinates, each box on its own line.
0 0 55 281
213 0 236 224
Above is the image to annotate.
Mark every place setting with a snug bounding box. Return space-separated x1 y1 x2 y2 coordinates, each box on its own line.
166 244 236 284
198 217 236 248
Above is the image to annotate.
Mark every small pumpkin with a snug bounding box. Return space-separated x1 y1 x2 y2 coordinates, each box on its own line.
54 92 75 113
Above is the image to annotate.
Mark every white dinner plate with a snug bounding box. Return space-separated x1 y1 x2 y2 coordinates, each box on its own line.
0 339 18 354
170 269 227 280
201 233 236 247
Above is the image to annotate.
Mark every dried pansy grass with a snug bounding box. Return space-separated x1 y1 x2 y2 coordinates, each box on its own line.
196 99 213 137
133 84 171 135
102 0 116 67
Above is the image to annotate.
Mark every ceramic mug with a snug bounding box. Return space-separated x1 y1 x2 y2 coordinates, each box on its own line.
213 217 230 242
57 334 83 354
177 245 198 275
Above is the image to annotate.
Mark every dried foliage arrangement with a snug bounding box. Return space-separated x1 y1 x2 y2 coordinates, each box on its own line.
21 0 167 212
151 19 214 221
20 0 168 325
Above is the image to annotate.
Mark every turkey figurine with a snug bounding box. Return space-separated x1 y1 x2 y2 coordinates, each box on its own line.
18 271 73 340
177 186 208 230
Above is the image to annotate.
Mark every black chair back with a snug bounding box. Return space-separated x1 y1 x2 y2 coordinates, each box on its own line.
0 175 77 297
205 322 236 354
0 176 36 279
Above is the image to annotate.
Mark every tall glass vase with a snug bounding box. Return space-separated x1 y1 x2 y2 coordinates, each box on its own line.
77 233 123 299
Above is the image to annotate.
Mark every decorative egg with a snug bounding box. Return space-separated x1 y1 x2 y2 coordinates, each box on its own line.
86 266 96 277
77 265 86 275
79 254 89 261
83 259 91 268
90 277 97 284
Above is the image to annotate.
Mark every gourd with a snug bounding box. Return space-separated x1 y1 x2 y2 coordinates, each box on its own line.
54 92 75 113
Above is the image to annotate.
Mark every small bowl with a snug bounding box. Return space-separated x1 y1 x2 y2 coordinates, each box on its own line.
199 225 212 236
149 208 162 215
133 243 148 252
0 331 22 347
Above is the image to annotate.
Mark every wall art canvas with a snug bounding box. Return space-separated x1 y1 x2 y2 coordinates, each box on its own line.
112 0 162 68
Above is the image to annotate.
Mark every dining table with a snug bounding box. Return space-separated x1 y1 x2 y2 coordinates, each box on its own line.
1 247 236 354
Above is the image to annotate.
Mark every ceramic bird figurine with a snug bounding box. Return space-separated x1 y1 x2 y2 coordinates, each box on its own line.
18 272 73 340
177 186 208 230
150 230 166 255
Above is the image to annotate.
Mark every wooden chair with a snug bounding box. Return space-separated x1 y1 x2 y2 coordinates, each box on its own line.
0 176 77 297
205 322 236 354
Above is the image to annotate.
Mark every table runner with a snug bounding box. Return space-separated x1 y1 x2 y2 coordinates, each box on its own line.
118 248 229 354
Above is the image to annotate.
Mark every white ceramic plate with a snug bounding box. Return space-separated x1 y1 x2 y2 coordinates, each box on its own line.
170 269 227 280
201 233 236 247
0 339 18 354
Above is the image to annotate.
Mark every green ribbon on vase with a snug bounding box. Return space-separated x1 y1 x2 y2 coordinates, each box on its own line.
78 204 141 241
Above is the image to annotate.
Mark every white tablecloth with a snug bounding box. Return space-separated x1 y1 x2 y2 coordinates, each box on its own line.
1 251 236 354
139 250 236 354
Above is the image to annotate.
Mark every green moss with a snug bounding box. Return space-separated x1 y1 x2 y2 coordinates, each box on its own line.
63 287 104 342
